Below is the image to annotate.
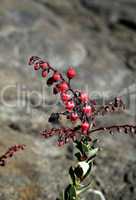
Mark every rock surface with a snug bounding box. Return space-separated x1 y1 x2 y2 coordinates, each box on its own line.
0 0 136 200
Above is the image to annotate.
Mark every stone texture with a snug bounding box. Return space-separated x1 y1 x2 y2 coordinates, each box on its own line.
0 0 136 200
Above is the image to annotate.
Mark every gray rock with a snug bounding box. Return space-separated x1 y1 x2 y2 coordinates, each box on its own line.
80 0 136 25
0 0 136 200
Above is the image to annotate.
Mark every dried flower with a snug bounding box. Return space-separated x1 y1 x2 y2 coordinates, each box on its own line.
0 144 26 166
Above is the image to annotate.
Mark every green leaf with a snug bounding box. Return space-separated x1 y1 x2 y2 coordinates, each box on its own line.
83 162 92 180
77 182 92 195
64 184 77 200
88 148 99 158
69 167 76 185
75 142 83 154
74 152 82 161
82 143 89 153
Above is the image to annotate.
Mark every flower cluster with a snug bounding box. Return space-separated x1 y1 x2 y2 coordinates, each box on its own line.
0 144 25 166
29 56 136 146
29 56 95 135
41 126 83 146
1 56 136 200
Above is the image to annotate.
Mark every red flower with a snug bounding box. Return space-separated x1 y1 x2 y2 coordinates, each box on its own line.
83 105 92 116
42 70 48 78
57 140 65 147
58 82 69 92
70 113 78 122
81 122 90 134
40 62 49 70
34 62 40 70
61 93 71 102
53 72 61 81
79 92 89 103
67 67 76 79
66 101 75 111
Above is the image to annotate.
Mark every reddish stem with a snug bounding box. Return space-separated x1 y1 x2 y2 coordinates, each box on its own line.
89 124 136 134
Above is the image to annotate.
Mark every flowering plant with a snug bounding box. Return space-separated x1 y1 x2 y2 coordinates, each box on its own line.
1 56 136 200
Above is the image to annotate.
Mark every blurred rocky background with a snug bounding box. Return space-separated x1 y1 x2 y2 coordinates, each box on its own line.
0 0 136 199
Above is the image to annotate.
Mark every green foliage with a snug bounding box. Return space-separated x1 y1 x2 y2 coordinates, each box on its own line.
64 184 77 200
58 136 99 200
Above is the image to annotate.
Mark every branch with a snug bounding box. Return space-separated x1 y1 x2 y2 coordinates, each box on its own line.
41 126 82 146
93 97 125 117
89 124 136 135
0 144 26 166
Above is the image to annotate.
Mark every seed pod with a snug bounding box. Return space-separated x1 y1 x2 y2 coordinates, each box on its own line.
47 77 54 86
48 113 60 124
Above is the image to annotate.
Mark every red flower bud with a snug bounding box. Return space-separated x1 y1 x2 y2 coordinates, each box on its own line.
58 82 69 92
79 92 89 103
67 67 76 79
61 93 71 102
81 122 90 134
53 72 61 81
34 62 40 70
83 105 92 116
66 101 75 111
40 62 49 70
70 113 78 122
58 140 65 146
42 70 48 78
